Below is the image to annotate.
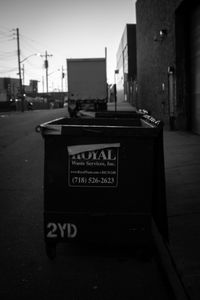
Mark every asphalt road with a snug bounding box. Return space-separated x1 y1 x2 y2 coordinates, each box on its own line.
0 108 173 300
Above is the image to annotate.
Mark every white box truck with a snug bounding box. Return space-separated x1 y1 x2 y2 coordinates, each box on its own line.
67 58 107 117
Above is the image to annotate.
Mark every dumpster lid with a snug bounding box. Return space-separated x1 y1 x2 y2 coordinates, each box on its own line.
36 114 163 137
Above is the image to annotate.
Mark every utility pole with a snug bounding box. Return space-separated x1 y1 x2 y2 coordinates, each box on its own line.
42 76 44 93
22 64 25 85
61 65 65 92
16 28 24 112
105 46 107 82
40 51 53 93
61 65 65 106
114 69 119 112
105 47 108 106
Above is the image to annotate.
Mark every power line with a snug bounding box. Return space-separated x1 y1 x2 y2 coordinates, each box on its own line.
19 33 50 52
0 50 16 55
20 36 44 55
0 67 18 74
0 30 12 38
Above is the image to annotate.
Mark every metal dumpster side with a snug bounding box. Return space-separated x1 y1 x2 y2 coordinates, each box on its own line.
38 114 167 259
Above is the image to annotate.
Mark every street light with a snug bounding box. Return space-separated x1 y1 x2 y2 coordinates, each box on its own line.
48 69 60 77
20 53 40 64
20 53 41 86
48 69 60 92
49 67 66 92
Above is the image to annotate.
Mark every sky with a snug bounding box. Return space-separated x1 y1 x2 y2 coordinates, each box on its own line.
0 0 136 92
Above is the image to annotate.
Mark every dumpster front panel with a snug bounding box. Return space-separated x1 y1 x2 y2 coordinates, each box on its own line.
44 134 155 213
44 212 152 245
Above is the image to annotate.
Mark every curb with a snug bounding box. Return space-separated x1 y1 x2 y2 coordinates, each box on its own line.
152 219 191 300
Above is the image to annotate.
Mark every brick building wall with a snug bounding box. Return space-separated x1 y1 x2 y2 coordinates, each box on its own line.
136 0 185 128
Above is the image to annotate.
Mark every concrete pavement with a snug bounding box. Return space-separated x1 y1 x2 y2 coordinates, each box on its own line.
108 100 200 300
164 130 200 300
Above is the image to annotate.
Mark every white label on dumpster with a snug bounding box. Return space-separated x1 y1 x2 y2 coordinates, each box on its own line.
67 143 120 187
46 223 77 238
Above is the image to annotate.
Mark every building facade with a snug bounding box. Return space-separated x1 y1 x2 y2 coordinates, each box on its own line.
0 77 38 102
0 78 20 102
116 24 137 105
136 0 200 133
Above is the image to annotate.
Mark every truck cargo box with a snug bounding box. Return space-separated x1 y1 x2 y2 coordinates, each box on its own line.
67 58 107 115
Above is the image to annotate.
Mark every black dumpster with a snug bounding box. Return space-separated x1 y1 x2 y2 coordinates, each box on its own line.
37 112 167 259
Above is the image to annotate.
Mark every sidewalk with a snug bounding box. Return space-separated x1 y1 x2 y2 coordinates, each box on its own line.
108 101 200 300
164 130 200 300
107 101 136 112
